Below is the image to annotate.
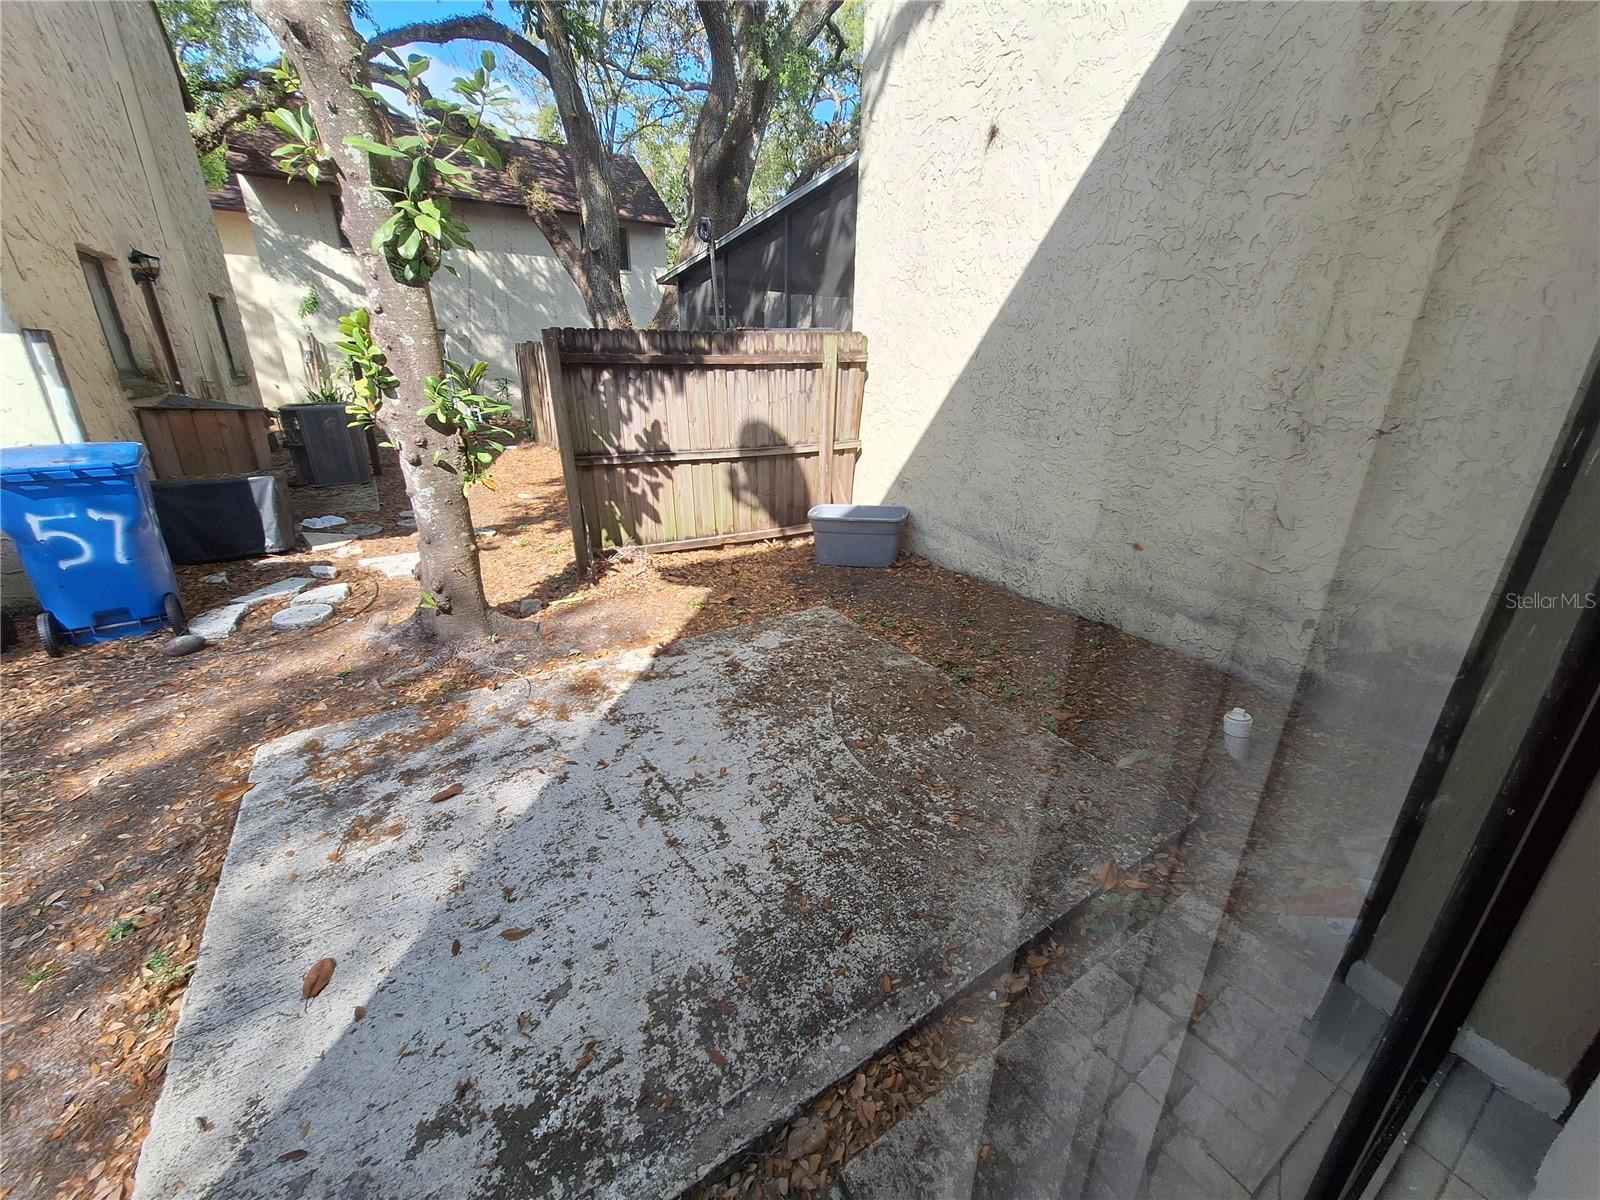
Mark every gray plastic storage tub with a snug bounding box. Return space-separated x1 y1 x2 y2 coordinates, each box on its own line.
808 504 909 567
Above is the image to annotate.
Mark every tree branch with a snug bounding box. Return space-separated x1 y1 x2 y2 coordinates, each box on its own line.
190 78 292 156
596 60 709 93
788 137 855 190
366 16 551 80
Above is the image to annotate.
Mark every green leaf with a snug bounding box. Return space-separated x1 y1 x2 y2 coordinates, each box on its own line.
399 228 423 260
266 107 303 138
344 136 405 159
407 156 425 196
480 49 496 71
370 214 400 254
414 213 441 237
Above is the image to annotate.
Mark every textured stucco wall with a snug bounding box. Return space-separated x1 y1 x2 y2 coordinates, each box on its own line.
854 1 1598 693
216 177 667 409
1 1 260 446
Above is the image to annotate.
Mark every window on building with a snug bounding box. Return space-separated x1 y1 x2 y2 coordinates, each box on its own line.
329 194 352 250
210 295 248 381
78 252 136 372
21 329 86 442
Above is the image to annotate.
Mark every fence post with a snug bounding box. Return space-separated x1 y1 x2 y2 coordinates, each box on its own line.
541 329 592 573
817 332 840 506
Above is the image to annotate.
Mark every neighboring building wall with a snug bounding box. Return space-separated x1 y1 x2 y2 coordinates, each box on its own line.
853 2 1598 702
0 0 261 446
214 176 668 409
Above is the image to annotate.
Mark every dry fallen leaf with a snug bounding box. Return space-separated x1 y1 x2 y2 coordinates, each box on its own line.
213 784 254 805
301 958 336 1001
451 938 462 957
707 1046 730 1070
277 1149 309 1163
353 1006 367 1022
879 973 896 995
429 782 464 803
500 927 533 942
1094 859 1118 891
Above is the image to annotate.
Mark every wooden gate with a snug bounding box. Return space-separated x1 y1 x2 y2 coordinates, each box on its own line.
526 328 866 570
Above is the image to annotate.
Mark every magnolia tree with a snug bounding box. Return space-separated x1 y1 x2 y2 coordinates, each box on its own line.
252 0 515 636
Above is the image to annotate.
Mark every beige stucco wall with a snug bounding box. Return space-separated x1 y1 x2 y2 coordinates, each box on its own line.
1 0 261 447
854 1 1598 697
215 176 668 410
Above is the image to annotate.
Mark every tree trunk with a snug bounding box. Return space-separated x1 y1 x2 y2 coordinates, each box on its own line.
650 0 839 328
531 1 632 329
253 0 493 634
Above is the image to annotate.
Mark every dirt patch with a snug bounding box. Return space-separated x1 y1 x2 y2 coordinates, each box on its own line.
1 441 1390 1200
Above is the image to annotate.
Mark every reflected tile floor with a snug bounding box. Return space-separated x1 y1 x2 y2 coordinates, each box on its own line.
838 890 1565 1200
840 892 1384 1199
1375 1060 1561 1200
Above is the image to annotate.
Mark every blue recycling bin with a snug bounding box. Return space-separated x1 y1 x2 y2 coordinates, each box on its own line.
0 443 185 656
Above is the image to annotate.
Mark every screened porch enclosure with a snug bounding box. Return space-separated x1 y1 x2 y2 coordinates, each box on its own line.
674 155 857 331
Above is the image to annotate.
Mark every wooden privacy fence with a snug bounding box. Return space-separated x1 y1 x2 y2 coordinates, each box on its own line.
134 396 273 480
514 340 557 443
527 328 867 570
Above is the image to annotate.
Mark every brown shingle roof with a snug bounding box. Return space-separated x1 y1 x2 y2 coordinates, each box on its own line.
211 124 674 226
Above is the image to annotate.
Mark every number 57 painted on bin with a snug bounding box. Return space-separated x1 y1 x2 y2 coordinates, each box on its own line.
25 508 132 567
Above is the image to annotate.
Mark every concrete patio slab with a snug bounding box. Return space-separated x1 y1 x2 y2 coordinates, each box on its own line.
134 608 1189 1200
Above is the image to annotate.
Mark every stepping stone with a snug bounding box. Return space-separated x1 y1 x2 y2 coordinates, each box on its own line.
302 524 383 550
300 515 348 530
270 603 334 631
309 565 338 579
187 604 247 640
359 551 420 579
294 583 350 607
233 577 314 610
160 634 208 657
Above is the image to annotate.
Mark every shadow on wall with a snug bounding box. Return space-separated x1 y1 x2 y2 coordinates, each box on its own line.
855 0 1597 741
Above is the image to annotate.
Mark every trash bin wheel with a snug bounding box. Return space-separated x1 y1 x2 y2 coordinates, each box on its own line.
36 613 63 658
163 593 187 636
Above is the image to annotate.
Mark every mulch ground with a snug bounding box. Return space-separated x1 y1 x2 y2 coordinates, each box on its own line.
1 442 1386 1199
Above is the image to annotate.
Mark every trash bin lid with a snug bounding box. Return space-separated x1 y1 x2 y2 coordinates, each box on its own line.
0 442 149 480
